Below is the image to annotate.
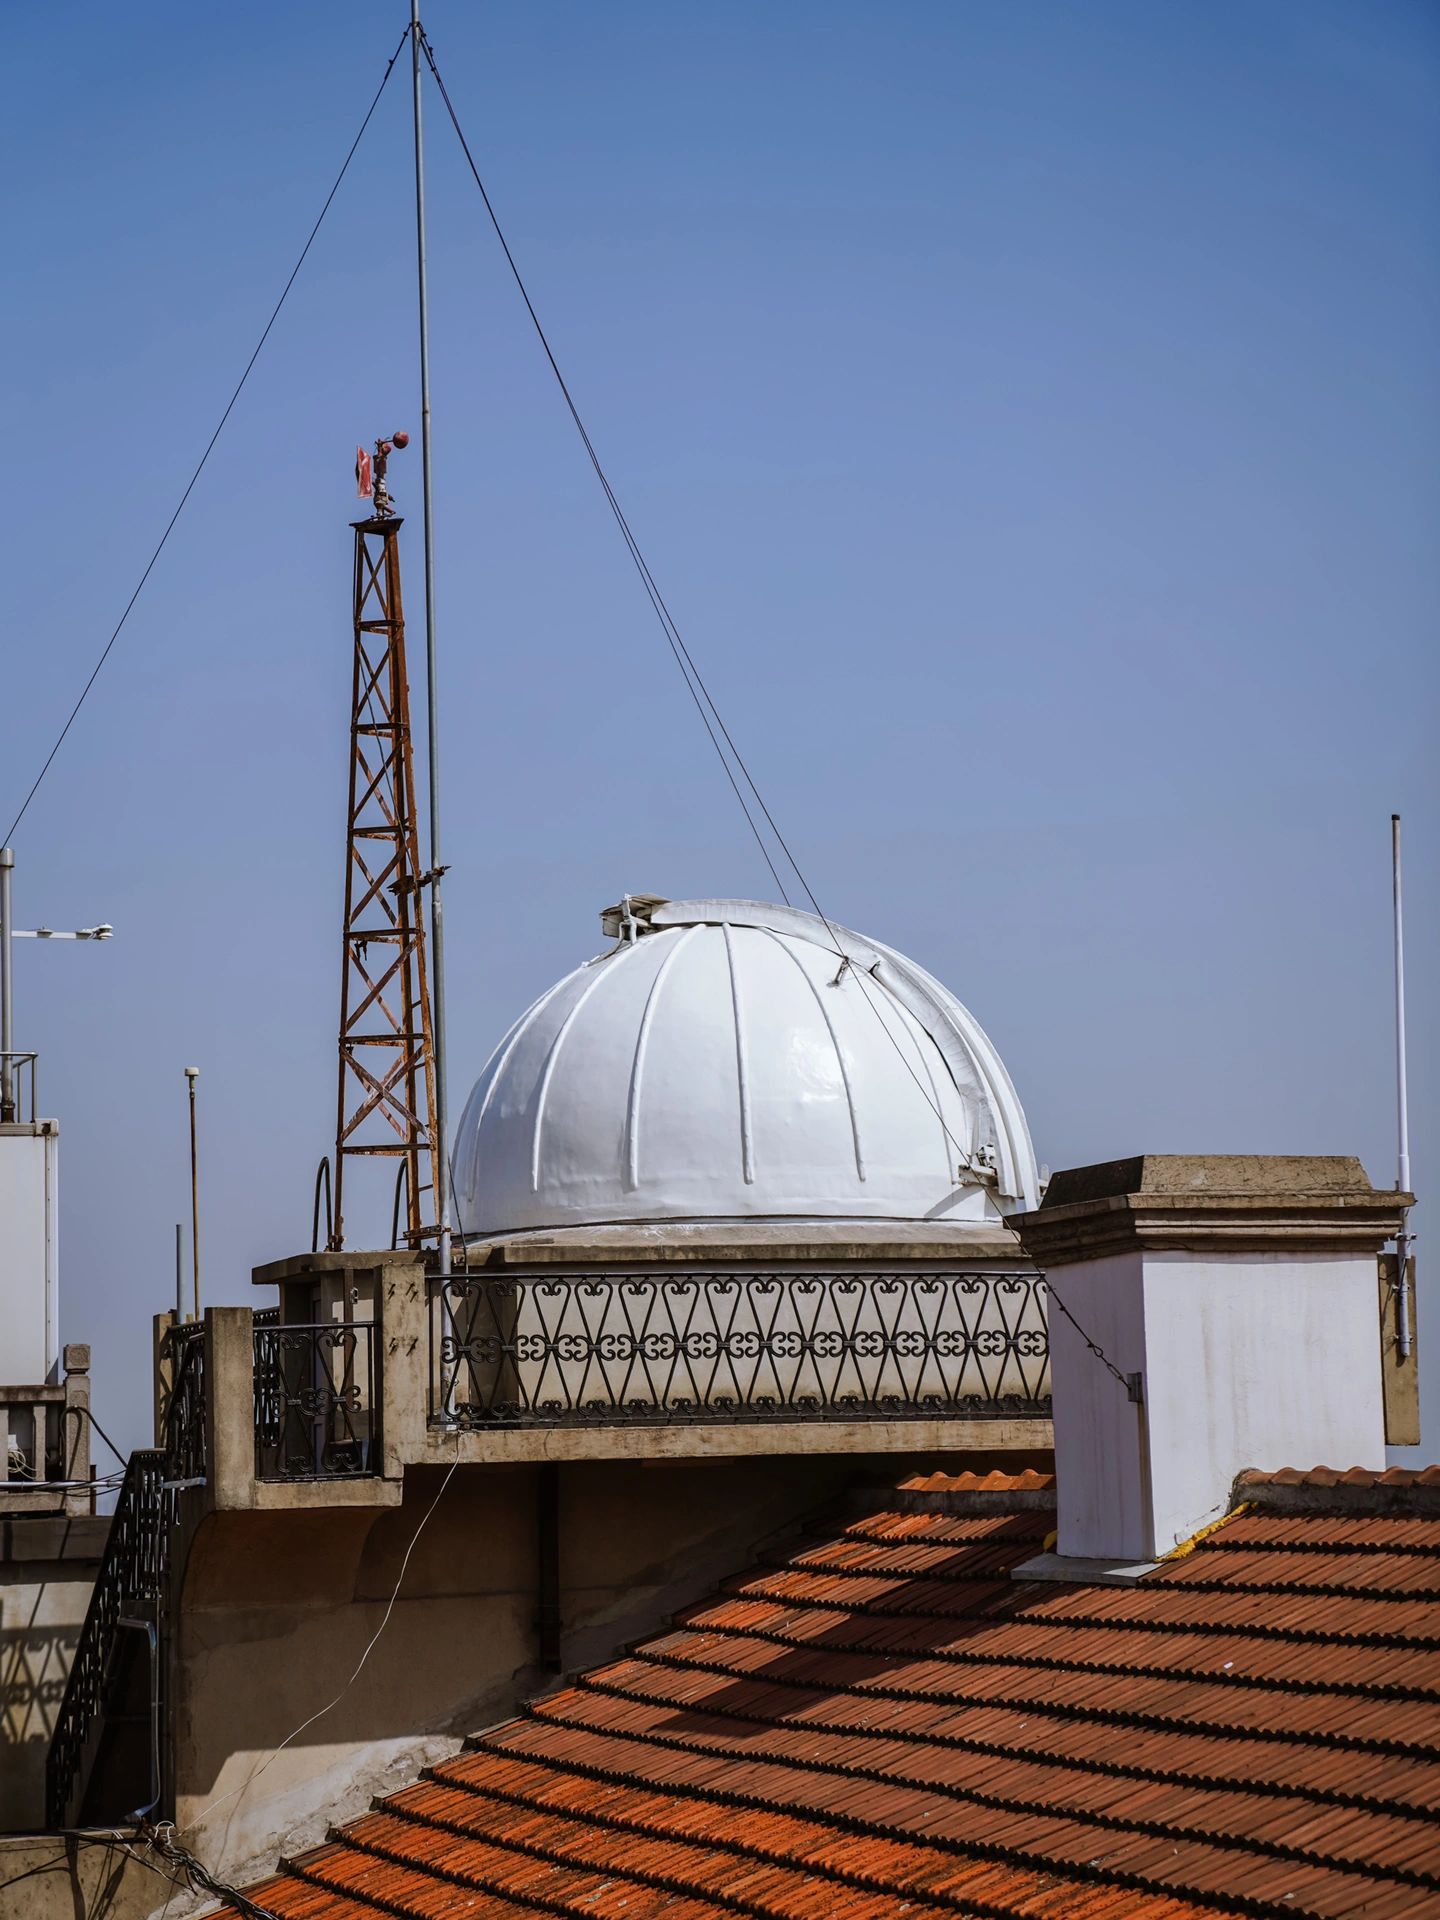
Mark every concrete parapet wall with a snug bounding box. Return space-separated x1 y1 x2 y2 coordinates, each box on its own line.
0 1832 159 1920
171 1444 1048 1889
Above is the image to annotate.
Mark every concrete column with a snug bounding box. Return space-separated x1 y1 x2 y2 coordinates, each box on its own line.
1013 1156 1410 1565
152 1311 177 1449
379 1255 429 1478
60 1343 91 1516
204 1307 256 1511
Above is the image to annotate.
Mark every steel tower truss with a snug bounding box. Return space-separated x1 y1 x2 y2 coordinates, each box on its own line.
332 505 438 1249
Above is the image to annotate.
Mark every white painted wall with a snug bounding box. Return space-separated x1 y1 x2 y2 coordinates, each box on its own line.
0 1125 58 1386
1051 1248 1386 1561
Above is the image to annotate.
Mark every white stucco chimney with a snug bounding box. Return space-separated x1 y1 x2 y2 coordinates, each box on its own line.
1013 1156 1411 1565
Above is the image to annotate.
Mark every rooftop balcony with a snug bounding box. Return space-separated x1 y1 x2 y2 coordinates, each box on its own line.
49 1235 1051 1826
142 1232 1054 1507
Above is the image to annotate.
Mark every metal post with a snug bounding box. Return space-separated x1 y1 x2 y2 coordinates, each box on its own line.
184 1068 201 1321
1 846 13 1122
410 0 451 1277
1392 815 1413 1361
175 1223 184 1322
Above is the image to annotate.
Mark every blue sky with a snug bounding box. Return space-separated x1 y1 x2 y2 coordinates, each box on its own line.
4 1 1437 1459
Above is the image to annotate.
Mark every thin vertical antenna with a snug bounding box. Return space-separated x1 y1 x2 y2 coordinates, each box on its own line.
410 0 451 1276
185 1067 201 1321
1392 814 1413 1361
0 847 12 1123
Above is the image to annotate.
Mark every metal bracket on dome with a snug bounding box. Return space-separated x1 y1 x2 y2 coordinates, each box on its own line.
599 894 670 942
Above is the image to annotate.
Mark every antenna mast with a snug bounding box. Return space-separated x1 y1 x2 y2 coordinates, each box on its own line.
410 0 452 1275
331 436 439 1250
1392 813 1413 1361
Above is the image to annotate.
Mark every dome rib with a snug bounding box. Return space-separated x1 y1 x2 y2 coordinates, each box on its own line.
456 963 586 1214
758 926 866 1182
720 922 755 1186
529 940 646 1193
624 924 698 1192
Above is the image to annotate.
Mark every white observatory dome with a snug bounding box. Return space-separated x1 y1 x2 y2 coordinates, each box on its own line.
453 897 1039 1238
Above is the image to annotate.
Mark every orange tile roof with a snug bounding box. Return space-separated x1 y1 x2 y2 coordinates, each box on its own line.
898 1469 1055 1493
219 1474 1440 1920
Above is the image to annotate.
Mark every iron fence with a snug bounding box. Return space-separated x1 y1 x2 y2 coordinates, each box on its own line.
46 1449 172 1826
161 1321 206 1483
431 1269 1049 1428
253 1320 379 1480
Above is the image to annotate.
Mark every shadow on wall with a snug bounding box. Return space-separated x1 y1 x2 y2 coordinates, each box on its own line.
2 1617 81 1832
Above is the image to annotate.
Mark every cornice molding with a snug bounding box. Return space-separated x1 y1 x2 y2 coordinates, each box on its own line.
1013 1155 1411 1266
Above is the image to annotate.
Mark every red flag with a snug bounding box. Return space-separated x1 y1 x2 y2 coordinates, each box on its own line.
355 446 373 499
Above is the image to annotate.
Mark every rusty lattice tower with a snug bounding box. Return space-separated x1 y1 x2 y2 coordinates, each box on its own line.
331 433 438 1249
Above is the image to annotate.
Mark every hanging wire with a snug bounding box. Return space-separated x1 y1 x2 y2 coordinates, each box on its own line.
416 31 792 907
2 27 413 846
179 1457 459 1838
43 1826 283 1920
418 34 1137 1396
417 30 988 1147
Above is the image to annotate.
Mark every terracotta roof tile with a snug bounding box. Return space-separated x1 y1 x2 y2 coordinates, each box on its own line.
219 1482 1440 1920
898 1469 1055 1493
1233 1468 1440 1515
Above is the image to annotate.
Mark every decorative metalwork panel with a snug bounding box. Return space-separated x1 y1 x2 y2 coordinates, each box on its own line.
162 1321 206 1483
431 1270 1049 1428
253 1321 379 1480
47 1449 172 1826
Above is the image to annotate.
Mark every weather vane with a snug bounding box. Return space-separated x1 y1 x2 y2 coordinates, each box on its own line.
354 430 410 519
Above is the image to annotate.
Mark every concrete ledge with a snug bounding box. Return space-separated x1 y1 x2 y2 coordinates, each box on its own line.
462 1220 1036 1269
1012 1550 1159 1585
1 1514 110 1561
422 1415 1053 1465
252 1248 425 1286
251 1476 404 1511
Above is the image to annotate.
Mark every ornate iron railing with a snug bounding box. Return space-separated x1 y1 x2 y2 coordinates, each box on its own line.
253 1320 379 1480
161 1321 206 1483
431 1269 1049 1428
46 1449 172 1827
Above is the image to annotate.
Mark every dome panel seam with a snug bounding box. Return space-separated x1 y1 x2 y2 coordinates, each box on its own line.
624 924 700 1193
721 922 755 1186
756 926 867 1184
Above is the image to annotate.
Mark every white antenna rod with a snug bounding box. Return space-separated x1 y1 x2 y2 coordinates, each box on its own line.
410 0 451 1279
1392 813 1413 1361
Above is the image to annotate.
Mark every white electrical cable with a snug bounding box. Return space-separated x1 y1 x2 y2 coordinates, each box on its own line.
180 1458 459 1838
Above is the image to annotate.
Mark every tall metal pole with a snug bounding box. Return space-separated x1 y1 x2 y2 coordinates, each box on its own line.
410 0 451 1276
184 1067 201 1321
1392 814 1413 1361
0 847 13 1123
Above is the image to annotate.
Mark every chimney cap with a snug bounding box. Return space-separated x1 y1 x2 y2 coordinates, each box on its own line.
1013 1154 1411 1264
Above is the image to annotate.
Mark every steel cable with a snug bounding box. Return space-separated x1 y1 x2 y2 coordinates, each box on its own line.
417 32 793 906
419 31 1133 1396
3 27 412 845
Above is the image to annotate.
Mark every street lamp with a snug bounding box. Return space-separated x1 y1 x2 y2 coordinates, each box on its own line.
0 846 113 1121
